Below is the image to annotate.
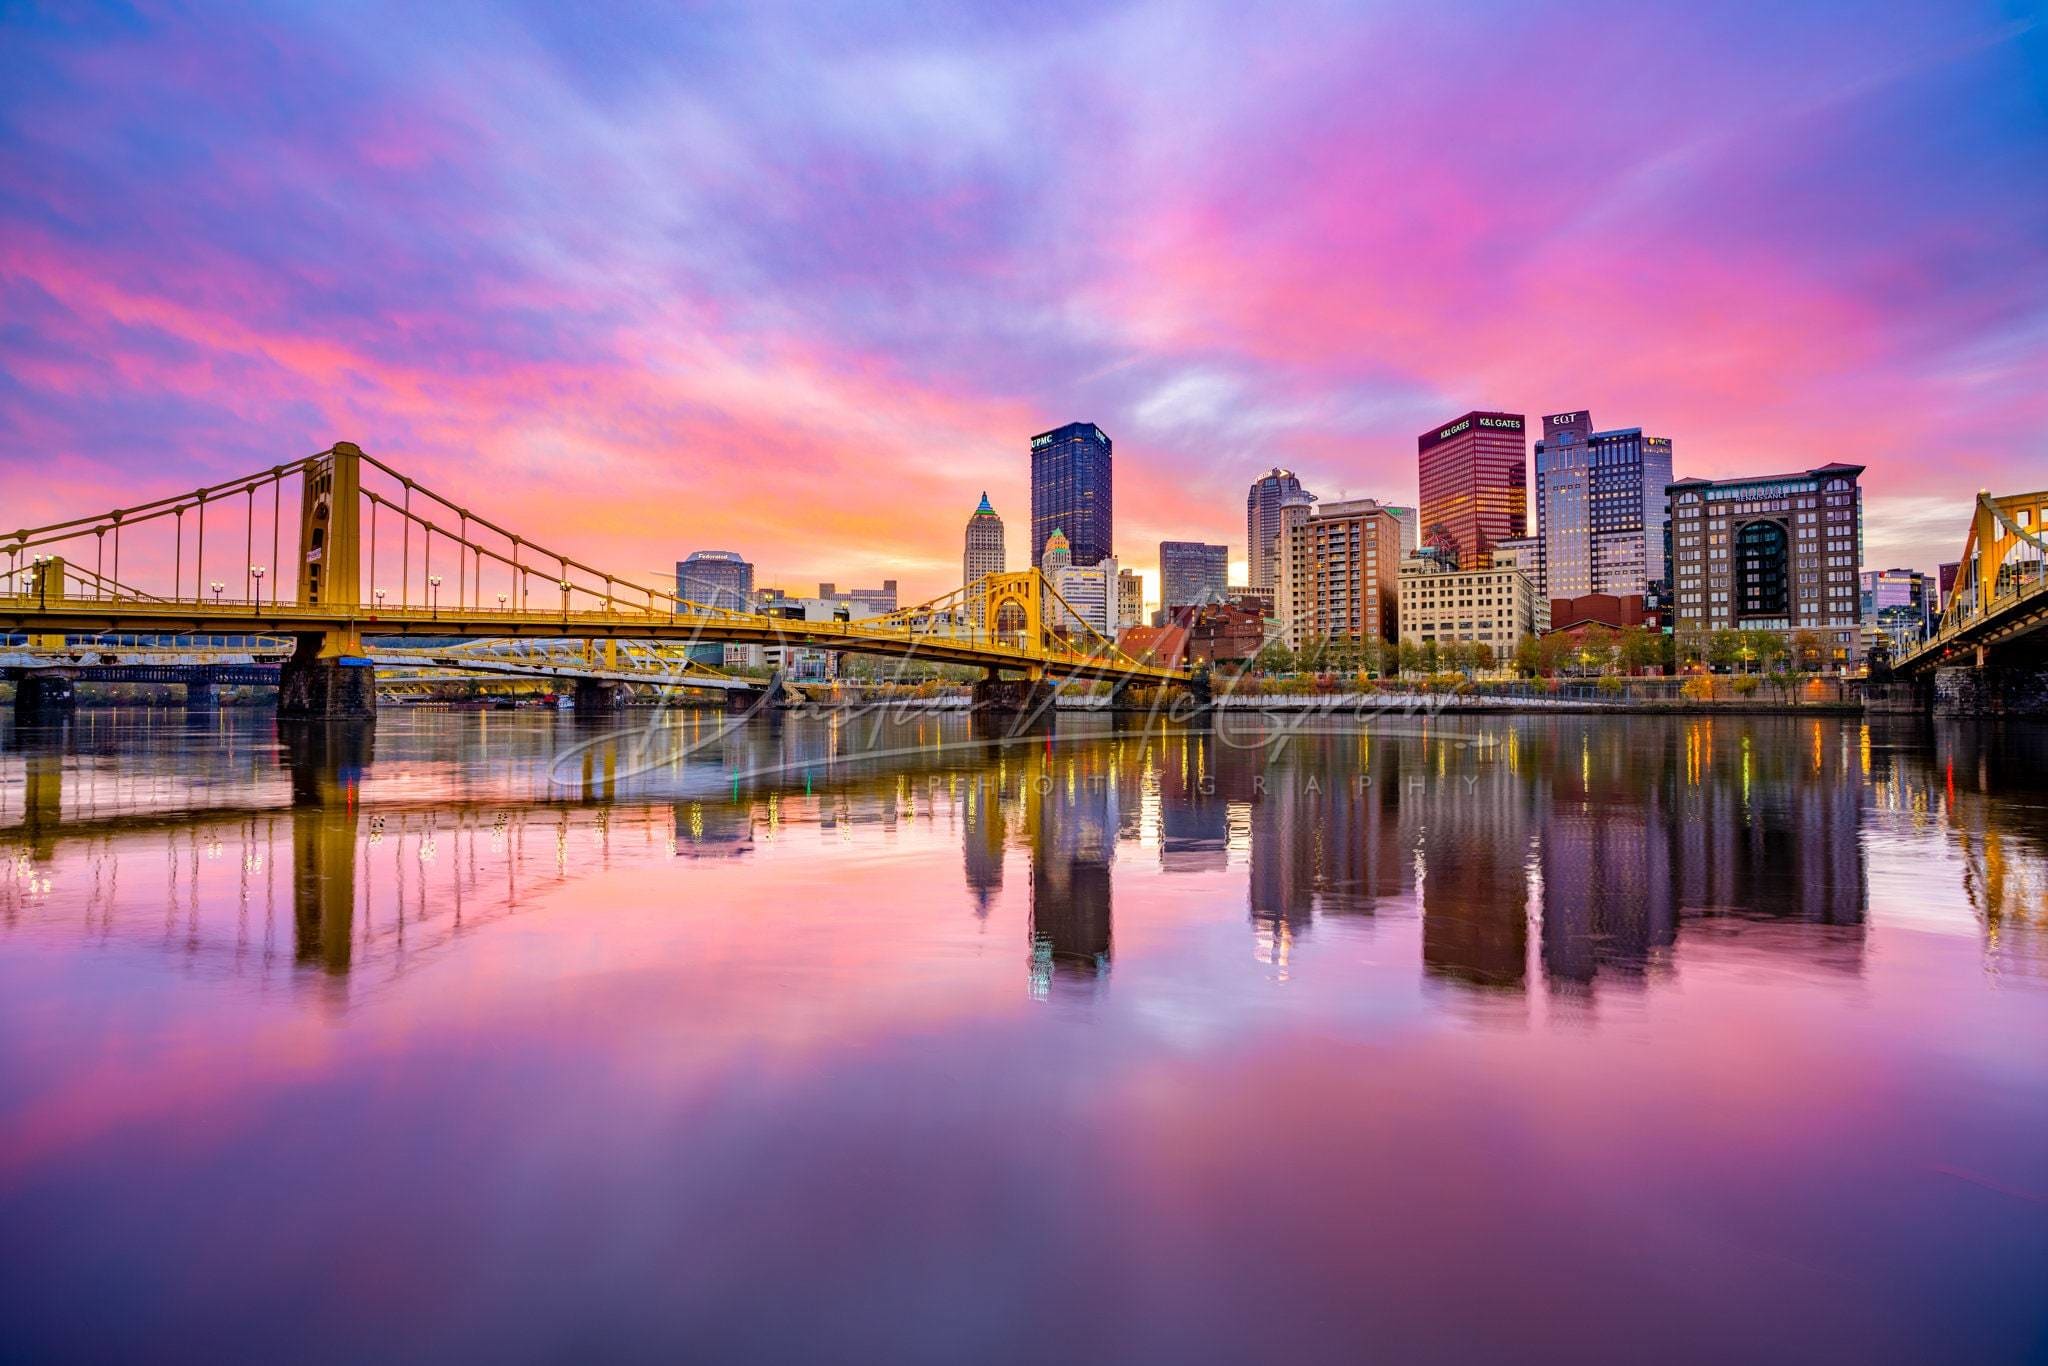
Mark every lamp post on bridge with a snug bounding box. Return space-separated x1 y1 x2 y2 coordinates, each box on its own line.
560 578 572 625
429 574 443 618
250 565 266 614
211 580 224 608
375 588 386 610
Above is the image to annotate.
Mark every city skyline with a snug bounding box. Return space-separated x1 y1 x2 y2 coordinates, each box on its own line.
2 5 2044 604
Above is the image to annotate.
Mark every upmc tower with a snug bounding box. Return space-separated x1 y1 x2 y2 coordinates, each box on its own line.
1417 410 1526 566
1031 421 1113 569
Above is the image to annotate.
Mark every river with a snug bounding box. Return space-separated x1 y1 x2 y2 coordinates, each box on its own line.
2 708 2044 1363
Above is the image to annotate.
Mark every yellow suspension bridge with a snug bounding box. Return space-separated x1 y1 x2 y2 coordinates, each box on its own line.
2 442 1192 720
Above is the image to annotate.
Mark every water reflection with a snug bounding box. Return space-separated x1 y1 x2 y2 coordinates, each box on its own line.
5 710 2048 1363
4 713 2048 999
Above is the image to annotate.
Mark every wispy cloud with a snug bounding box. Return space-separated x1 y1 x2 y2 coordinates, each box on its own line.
1 0 2043 594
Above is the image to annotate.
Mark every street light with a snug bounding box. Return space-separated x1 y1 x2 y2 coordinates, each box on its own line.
497 593 508 611
250 565 266 613
429 574 443 617
211 580 224 606
559 578 572 621
33 554 50 611
375 587 386 609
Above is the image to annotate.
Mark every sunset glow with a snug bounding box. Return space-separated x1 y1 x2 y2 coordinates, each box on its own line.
3 2 2043 597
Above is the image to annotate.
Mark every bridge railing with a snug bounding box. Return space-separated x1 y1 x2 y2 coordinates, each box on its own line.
1900 559 2048 669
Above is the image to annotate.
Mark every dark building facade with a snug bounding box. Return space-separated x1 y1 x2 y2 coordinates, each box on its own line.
676 550 754 611
1417 410 1527 567
1246 468 1312 593
1159 540 1229 611
1031 421 1113 569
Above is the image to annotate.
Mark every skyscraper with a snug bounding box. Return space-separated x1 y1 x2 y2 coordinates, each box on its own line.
1246 468 1312 592
676 550 753 610
963 492 1005 592
1417 410 1527 566
1159 540 1229 612
1031 422 1112 569
677 549 756 668
1385 505 1418 556
1532 409 1674 604
1042 527 1072 574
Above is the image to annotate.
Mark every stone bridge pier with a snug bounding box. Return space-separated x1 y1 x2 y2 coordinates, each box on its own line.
10 670 77 724
279 634 377 721
971 672 1056 735
1934 662 2048 717
573 677 630 712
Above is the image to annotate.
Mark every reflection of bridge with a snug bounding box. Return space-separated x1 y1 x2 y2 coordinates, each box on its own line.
3 442 1191 721
0 715 1124 997
1 633 774 706
1888 489 2048 715
16 712 2034 997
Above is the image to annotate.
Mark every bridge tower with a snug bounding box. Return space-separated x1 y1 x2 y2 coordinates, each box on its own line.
279 443 375 721
972 568 1057 725
296 443 362 609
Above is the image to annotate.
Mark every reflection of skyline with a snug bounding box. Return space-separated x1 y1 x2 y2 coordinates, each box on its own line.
8 713 2042 997
1027 745 1119 995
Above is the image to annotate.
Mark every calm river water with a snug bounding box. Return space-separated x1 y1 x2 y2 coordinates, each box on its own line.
2 708 2044 1363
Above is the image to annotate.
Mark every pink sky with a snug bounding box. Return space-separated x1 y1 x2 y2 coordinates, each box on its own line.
2 1 2044 603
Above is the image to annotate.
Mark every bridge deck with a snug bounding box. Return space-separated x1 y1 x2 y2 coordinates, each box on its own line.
0 596 1190 685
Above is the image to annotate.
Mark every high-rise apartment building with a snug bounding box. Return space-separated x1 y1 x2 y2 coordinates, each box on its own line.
1274 497 1405 648
1031 422 1112 569
1246 468 1312 592
1417 410 1526 566
1667 462 1865 668
1160 540 1229 612
1532 410 1674 604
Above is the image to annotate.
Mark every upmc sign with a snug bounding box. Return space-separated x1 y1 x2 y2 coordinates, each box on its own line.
1420 412 1524 450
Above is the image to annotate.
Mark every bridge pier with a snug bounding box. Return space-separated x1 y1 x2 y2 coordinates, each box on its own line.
574 678 630 712
184 669 219 712
971 672 1056 735
722 670 791 716
279 635 376 721
1934 663 2048 718
11 671 77 724
1861 677 1927 715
